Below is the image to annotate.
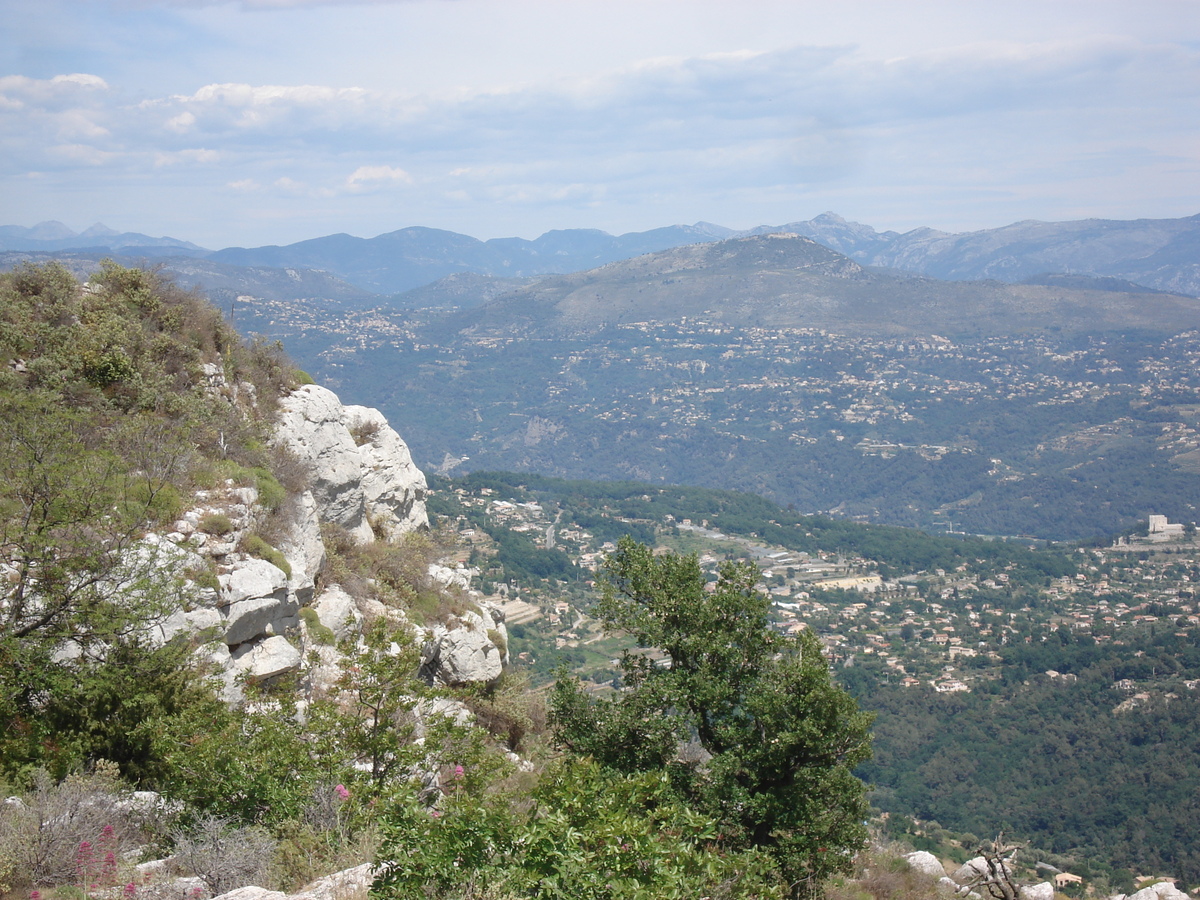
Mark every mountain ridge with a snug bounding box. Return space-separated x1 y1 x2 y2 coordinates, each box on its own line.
438 232 1200 339
9 210 1199 299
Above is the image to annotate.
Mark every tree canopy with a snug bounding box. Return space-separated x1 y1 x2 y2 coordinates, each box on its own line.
550 537 874 893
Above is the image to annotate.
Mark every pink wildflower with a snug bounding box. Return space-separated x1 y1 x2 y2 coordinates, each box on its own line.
334 783 350 800
453 765 464 780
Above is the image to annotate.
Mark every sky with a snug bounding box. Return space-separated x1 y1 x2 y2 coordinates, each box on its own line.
2 0 1200 249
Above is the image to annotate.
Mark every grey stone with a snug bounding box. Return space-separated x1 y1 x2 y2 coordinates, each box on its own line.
1129 884 1190 900
905 851 947 879
312 585 361 642
222 594 299 647
1021 884 1055 900
233 635 302 683
220 558 289 607
276 385 374 541
276 385 428 544
278 489 324 605
421 609 504 686
151 606 222 647
346 404 429 538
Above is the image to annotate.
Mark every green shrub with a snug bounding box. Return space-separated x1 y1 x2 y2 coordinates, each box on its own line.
299 607 335 646
250 467 287 512
293 369 315 386
185 564 221 593
242 534 292 578
199 512 234 536
486 628 507 658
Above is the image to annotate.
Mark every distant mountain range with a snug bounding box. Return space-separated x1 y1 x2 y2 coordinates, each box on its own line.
776 211 1200 297
431 232 1199 338
0 221 209 256
205 223 736 295
5 212 1200 301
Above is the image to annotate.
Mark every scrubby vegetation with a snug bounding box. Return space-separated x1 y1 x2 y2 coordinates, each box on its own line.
0 263 878 899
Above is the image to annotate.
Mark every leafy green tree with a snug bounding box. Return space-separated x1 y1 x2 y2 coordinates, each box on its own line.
373 757 785 900
0 392 201 780
550 538 873 894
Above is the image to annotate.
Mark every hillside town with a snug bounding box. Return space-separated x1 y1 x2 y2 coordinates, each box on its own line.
433 479 1200 696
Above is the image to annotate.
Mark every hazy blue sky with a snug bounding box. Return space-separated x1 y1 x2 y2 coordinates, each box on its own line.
3 0 1199 248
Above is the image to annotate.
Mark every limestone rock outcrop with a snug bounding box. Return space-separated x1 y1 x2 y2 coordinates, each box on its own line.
276 385 427 543
420 603 509 686
1128 883 1190 900
138 379 508 697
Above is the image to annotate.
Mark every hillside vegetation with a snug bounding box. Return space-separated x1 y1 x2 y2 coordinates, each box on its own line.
0 262 875 899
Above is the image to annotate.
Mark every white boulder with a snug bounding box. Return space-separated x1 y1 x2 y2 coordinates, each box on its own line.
219 558 297 647
275 385 427 544
1021 883 1056 900
278 489 325 605
421 607 506 686
905 851 947 880
151 606 223 647
232 635 302 683
953 857 1013 885
1129 884 1190 900
221 557 289 606
312 584 361 642
345 404 429 538
209 863 373 900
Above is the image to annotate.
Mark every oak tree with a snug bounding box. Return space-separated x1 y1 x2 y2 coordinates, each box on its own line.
551 538 873 894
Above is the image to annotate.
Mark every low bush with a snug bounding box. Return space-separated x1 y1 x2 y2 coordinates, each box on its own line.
199 512 234 536
299 607 336 645
0 763 161 890
242 533 293 578
172 814 277 894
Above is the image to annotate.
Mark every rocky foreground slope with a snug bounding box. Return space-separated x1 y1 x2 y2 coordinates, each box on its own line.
147 375 508 703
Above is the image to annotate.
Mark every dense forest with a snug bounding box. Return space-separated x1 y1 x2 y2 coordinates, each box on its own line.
846 627 1200 886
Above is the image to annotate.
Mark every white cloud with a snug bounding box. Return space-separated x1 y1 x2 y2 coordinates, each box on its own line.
346 165 413 191
154 148 219 166
166 111 196 132
3 21 1199 245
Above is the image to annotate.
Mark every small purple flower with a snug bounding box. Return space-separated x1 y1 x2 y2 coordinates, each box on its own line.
453 765 464 780
124 884 137 899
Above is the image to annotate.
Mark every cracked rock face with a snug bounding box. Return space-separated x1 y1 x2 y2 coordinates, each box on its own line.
420 604 508 687
276 385 427 543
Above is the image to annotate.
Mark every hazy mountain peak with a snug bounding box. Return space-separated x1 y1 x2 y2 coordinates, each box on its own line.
27 221 77 240
812 211 850 225
80 222 120 238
